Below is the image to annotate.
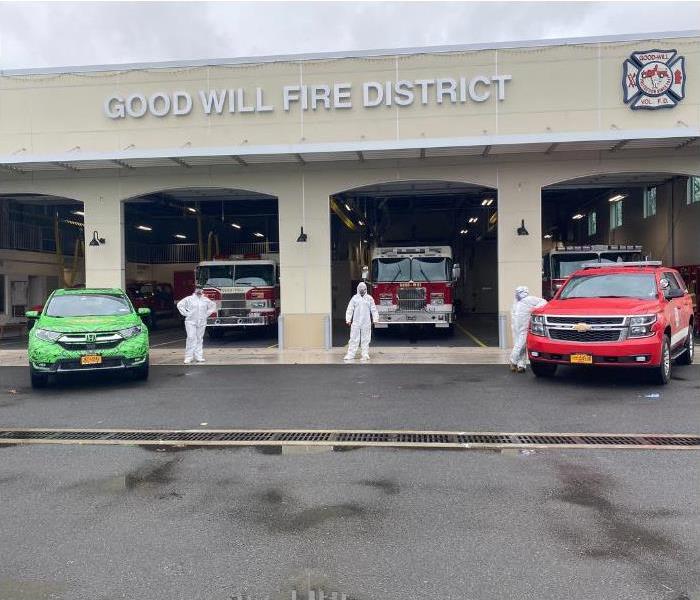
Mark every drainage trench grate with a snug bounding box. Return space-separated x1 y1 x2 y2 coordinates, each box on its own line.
0 429 698 450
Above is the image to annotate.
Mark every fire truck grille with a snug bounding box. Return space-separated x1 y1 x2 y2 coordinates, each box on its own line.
218 293 247 317
397 287 426 311
549 329 621 342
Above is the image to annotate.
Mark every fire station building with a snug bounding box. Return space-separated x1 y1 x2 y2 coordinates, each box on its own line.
1 31 699 349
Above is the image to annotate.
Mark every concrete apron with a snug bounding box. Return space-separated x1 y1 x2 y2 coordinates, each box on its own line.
0 346 512 366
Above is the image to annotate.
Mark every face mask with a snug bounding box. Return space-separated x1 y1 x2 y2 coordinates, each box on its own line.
360 290 366 296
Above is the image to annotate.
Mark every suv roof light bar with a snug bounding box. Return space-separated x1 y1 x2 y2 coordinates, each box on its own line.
581 261 662 269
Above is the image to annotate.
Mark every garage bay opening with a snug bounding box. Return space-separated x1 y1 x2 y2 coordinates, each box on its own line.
330 181 499 349
123 188 280 349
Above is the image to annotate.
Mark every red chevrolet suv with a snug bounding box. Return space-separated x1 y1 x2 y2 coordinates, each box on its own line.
527 262 695 384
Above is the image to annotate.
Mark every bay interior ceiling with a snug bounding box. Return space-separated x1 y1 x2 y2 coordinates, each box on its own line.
1 135 698 175
124 189 278 247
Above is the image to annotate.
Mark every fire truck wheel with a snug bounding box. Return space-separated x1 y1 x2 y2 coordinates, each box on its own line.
208 328 225 339
653 336 672 385
530 361 557 378
675 325 694 366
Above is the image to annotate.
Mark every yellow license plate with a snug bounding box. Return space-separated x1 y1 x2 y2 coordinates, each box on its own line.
80 355 102 365
570 353 593 365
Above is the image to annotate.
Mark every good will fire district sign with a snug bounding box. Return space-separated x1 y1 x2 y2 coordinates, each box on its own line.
622 49 686 110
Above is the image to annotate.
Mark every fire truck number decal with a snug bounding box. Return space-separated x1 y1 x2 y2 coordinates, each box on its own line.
622 49 686 110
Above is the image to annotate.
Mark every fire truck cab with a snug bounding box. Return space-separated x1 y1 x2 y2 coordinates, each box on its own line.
364 246 460 330
543 244 646 299
195 254 280 338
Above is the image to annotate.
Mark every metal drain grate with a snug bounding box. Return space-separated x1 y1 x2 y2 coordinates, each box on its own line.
0 429 698 450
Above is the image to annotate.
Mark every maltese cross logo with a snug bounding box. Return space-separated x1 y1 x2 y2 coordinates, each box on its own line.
623 49 686 110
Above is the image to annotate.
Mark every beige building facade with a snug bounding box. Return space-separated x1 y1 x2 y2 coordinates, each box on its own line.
1 31 699 348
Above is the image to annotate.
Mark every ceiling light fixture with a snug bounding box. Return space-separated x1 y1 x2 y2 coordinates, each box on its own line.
253 232 264 238
231 223 241 229
608 194 626 203
72 210 85 216
344 203 352 212
136 225 153 231
572 213 585 220
481 199 494 206
186 207 197 213
174 234 187 240
544 234 553 239
468 217 478 223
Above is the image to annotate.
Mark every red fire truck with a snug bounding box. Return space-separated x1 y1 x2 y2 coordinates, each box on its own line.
363 245 460 331
543 244 646 300
195 254 280 338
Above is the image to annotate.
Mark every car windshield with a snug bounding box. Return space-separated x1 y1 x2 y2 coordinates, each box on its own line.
197 266 234 287
372 258 411 282
233 264 275 286
45 294 133 317
559 273 658 299
411 257 451 282
551 253 598 278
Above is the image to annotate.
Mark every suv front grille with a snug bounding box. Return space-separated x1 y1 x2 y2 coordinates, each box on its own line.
57 332 123 351
546 316 625 325
549 329 621 342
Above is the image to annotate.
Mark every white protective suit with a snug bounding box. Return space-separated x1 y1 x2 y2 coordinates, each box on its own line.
177 291 217 362
344 282 379 361
510 286 547 370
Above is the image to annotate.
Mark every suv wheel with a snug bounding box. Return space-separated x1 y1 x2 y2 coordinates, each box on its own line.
30 366 49 389
654 335 672 385
530 361 557 378
675 325 694 366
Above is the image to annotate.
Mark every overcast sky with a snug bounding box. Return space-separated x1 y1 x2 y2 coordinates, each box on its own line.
0 1 698 70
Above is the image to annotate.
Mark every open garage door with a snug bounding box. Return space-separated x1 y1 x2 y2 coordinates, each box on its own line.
542 173 700 336
330 181 498 349
0 194 85 347
123 188 280 350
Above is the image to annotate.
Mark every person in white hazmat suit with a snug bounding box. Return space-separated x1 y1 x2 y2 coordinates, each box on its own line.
177 287 217 364
510 285 547 373
344 281 379 361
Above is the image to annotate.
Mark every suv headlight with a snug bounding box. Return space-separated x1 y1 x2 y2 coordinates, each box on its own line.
118 325 143 339
628 314 656 338
530 315 546 336
34 328 62 343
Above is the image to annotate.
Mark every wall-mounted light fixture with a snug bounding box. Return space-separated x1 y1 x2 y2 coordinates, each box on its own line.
296 227 308 242
516 219 529 236
89 231 105 247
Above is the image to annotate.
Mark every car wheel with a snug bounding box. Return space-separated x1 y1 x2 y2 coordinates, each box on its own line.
208 328 225 339
653 336 672 385
30 366 49 389
132 358 149 381
675 325 694 366
530 361 557 378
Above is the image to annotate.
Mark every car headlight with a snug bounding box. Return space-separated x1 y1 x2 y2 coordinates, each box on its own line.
530 315 546 336
34 328 62 342
628 314 656 338
118 326 143 339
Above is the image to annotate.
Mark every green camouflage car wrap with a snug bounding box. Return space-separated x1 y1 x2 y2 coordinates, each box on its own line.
28 288 149 371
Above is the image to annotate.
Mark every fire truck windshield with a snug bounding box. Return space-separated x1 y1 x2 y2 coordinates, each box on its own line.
372 258 411 282
197 265 233 287
411 257 452 282
233 264 275 286
551 253 598 279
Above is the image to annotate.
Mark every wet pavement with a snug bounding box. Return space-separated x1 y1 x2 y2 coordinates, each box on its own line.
0 444 698 600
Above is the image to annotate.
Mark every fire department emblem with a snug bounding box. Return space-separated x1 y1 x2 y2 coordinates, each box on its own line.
623 49 686 110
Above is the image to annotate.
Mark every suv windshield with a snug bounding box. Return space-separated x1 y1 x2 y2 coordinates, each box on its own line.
372 258 411 282
411 257 451 282
559 273 658 300
45 294 133 317
234 264 275 286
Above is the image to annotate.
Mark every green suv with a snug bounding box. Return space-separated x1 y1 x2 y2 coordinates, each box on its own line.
26 288 150 388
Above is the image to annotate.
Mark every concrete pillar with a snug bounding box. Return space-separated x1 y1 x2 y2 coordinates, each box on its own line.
83 193 125 289
277 172 332 349
497 166 544 347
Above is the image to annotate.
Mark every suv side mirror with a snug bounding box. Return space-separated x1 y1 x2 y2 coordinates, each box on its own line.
25 310 40 319
664 288 685 300
137 307 151 316
452 264 461 281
